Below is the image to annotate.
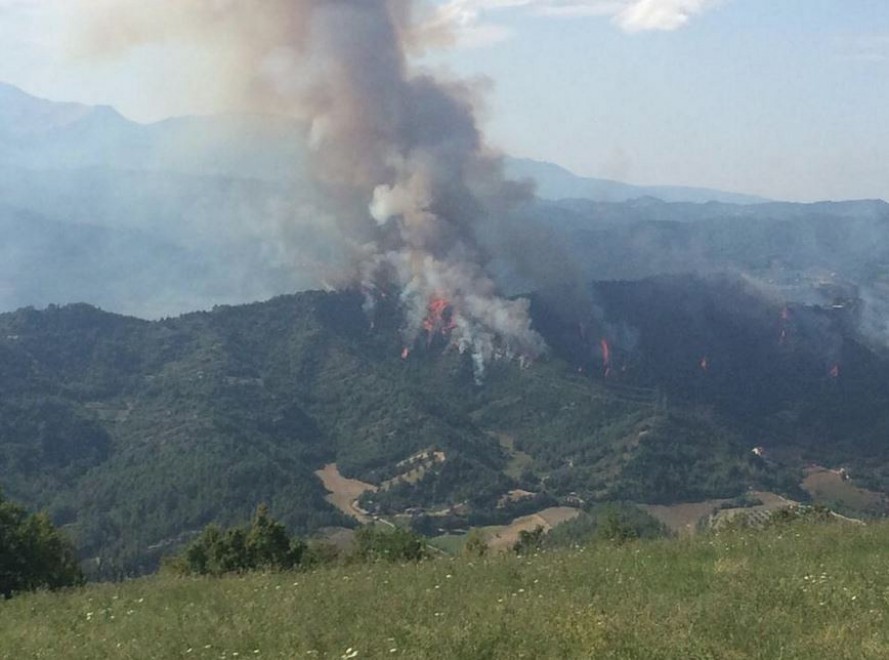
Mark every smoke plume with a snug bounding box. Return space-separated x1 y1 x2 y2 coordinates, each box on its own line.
70 0 545 376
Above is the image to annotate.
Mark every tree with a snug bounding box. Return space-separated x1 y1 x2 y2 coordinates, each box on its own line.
462 529 488 558
597 509 638 544
353 525 428 563
246 504 305 569
512 526 546 555
0 489 83 598
171 505 306 576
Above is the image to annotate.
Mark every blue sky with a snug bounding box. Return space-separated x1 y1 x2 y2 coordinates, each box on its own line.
1 0 887 202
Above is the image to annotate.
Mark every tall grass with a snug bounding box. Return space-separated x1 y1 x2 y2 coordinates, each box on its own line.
3 521 889 659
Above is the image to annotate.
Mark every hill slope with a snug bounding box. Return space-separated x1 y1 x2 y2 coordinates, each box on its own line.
3 520 888 659
3 277 889 575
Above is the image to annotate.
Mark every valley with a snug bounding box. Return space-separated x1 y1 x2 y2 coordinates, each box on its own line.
3 2 889 656
2 84 889 582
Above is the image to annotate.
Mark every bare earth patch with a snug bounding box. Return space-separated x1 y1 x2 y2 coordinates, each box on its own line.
642 500 730 535
315 463 376 524
483 507 580 552
748 490 797 509
802 467 887 512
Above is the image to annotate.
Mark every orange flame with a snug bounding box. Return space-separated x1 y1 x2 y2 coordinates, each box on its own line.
423 296 457 337
829 364 840 379
600 338 612 377
401 347 410 360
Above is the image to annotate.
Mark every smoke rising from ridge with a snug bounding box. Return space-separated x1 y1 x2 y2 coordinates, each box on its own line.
70 0 544 374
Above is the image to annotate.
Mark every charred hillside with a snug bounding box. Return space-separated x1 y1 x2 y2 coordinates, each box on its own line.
1 278 888 576
531 274 889 476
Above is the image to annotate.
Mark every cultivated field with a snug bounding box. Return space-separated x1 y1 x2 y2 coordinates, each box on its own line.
642 499 731 534
428 506 581 555
314 463 376 524
644 490 802 534
481 506 581 552
803 467 887 513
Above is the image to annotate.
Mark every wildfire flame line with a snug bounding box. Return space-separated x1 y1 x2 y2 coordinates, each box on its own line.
600 338 612 377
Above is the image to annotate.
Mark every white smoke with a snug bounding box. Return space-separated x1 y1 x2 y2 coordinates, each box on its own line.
67 0 545 377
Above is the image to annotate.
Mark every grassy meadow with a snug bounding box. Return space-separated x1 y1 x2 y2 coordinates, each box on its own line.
3 521 889 659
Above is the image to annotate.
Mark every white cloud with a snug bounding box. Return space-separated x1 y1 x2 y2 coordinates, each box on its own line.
613 0 719 32
434 0 723 43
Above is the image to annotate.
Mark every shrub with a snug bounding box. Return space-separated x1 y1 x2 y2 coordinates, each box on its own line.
765 504 834 528
353 525 429 563
462 529 488 558
512 526 546 555
597 509 639 544
170 505 305 576
0 489 83 598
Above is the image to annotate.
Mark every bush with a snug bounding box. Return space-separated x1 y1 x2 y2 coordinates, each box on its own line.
512 526 546 555
462 529 488 558
597 509 638 544
545 504 669 549
0 489 83 598
353 525 429 563
169 505 305 576
765 504 834 527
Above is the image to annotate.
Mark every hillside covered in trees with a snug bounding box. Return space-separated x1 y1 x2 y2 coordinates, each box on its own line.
2 275 889 576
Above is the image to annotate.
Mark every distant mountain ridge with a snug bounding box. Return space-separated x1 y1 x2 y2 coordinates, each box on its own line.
2 80 888 325
504 157 771 205
0 82 124 139
2 81 767 203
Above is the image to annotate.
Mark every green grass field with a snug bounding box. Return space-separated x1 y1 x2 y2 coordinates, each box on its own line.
3 521 889 659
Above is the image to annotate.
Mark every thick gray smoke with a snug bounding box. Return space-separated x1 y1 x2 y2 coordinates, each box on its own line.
71 0 544 375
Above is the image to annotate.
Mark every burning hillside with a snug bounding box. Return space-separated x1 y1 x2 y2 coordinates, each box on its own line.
70 0 544 381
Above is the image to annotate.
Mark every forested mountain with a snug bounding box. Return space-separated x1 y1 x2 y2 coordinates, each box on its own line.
3 276 889 576
4 83 889 577
515 197 889 283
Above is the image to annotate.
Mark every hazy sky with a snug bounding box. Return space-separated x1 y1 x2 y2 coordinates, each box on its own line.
1 0 887 202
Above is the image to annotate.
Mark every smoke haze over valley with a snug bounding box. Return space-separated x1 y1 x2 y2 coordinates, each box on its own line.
3 0 889 586
3 79 889 362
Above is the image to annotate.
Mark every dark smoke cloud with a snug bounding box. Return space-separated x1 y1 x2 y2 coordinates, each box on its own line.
69 0 545 376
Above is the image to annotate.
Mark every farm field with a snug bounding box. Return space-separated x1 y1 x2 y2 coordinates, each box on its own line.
641 499 732 534
431 506 583 555
481 507 582 553
315 464 376 524
4 520 889 659
803 467 888 514
643 490 803 534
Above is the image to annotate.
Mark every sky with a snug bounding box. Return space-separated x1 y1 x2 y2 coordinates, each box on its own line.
0 0 887 202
